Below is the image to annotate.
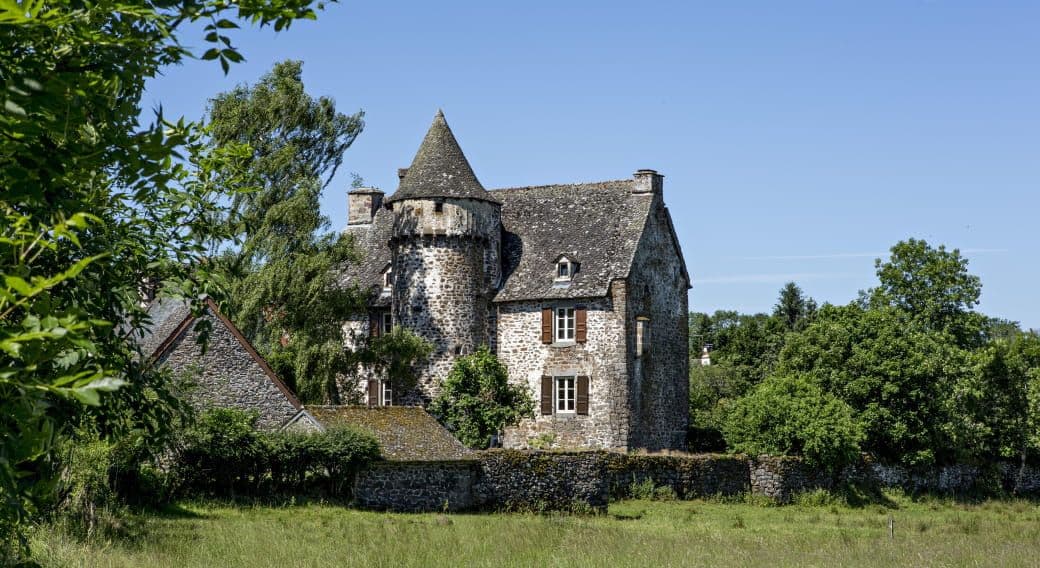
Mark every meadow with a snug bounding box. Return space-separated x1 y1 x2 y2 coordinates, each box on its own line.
33 491 1040 567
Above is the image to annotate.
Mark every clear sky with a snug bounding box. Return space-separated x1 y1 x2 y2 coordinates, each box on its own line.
143 1 1040 329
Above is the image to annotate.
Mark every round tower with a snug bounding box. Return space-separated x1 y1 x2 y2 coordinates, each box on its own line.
385 111 501 402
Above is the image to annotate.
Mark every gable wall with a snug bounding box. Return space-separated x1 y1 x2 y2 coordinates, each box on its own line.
624 195 690 450
157 314 300 430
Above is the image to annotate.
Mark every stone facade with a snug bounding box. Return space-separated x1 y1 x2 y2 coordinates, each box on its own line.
149 300 313 431
339 111 691 451
354 461 477 512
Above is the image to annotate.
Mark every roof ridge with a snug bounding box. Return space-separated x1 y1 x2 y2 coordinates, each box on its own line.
489 179 634 193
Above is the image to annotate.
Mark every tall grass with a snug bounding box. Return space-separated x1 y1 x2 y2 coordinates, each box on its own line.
33 492 1040 567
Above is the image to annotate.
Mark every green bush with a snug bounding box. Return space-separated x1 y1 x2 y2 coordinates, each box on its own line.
722 373 863 470
172 409 380 499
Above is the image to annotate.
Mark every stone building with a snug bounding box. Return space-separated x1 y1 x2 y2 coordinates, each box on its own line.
341 111 691 451
136 297 320 431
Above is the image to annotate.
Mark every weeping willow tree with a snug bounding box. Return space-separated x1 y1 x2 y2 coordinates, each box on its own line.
207 60 367 403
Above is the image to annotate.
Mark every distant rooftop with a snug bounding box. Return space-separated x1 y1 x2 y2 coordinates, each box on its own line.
306 405 472 462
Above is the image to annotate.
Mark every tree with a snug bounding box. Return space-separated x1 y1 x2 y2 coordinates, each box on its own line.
867 239 984 347
429 347 535 449
0 0 327 558
778 304 970 466
773 282 817 331
206 61 365 403
722 373 863 469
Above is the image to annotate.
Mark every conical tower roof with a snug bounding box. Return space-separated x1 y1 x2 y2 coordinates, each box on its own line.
386 111 499 204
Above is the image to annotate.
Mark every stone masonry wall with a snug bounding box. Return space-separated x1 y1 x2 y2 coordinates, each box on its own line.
157 311 300 431
624 192 689 451
353 461 478 512
496 295 629 450
472 450 610 512
391 198 501 403
606 453 748 499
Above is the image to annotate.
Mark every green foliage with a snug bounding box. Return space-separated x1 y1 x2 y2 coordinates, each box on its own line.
722 373 863 469
207 61 365 404
171 409 380 498
1 0 329 556
429 346 535 448
357 326 434 399
867 238 984 347
773 282 818 332
778 304 968 466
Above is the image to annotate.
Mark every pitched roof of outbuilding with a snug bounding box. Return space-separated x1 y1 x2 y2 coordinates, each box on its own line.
305 406 472 461
384 111 497 205
339 179 658 303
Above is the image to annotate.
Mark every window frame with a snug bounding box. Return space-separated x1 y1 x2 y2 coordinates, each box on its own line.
380 380 393 406
382 312 392 335
555 306 575 343
636 317 651 358
555 257 573 281
555 376 576 414
382 266 393 290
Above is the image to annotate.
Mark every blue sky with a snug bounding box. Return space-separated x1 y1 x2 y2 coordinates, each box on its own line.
143 1 1039 328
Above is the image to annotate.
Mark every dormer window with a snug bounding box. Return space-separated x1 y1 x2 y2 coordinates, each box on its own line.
555 256 574 281
382 265 393 290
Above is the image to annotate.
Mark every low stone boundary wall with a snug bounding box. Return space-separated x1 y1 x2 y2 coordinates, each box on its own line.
352 453 1040 512
606 453 749 499
354 460 478 512
473 450 609 511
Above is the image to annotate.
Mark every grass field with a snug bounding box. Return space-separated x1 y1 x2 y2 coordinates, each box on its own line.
33 491 1040 567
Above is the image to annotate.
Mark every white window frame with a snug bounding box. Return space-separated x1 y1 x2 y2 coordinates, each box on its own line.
555 257 573 281
380 380 392 406
382 266 393 290
555 307 575 343
382 312 392 335
555 376 576 414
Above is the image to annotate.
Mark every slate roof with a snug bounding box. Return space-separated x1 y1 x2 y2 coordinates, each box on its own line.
384 111 497 205
340 180 656 303
133 297 193 359
305 406 472 461
493 180 653 302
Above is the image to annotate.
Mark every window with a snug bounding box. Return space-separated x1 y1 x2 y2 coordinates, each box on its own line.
555 376 575 413
380 380 393 406
555 257 573 281
636 317 651 357
382 266 392 290
555 307 575 342
382 312 392 334
434 201 444 214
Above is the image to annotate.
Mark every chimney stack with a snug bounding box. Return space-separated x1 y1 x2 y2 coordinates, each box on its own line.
632 169 663 195
347 187 385 226
397 168 409 182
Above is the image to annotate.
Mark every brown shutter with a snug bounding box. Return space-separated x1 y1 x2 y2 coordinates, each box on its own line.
576 376 590 415
369 313 380 338
541 308 553 344
575 307 588 343
367 380 379 407
540 376 553 415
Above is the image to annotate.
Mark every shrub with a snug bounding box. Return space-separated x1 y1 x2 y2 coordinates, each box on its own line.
430 346 535 448
722 373 863 470
172 408 269 496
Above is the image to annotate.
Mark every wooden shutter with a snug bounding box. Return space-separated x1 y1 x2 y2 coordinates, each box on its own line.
576 376 590 415
575 307 588 343
367 380 379 407
541 308 553 344
369 313 380 338
540 376 553 415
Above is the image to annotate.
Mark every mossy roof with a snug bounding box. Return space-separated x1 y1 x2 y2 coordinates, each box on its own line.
305 405 472 462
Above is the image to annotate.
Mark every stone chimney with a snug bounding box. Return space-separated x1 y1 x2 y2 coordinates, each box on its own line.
397 168 409 182
632 169 663 195
347 187 385 225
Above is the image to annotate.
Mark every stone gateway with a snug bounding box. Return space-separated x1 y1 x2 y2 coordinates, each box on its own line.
340 111 691 451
